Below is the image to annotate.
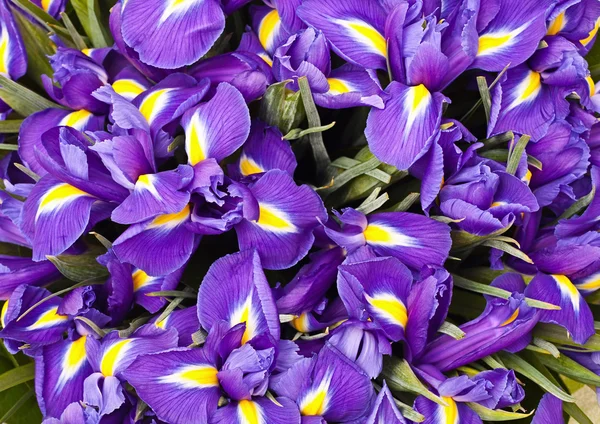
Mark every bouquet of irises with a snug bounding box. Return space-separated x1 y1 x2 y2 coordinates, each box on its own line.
1 0 600 422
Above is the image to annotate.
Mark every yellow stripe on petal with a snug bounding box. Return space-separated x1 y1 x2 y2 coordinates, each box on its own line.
41 0 52 12
139 89 170 123
112 79 146 101
238 400 264 424
179 366 219 386
477 33 513 56
59 110 93 129
100 339 133 376
239 155 264 176
291 313 310 333
256 205 294 232
132 269 152 292
365 293 408 328
27 306 68 330
522 169 532 185
185 113 208 166
258 53 273 67
81 48 93 57
442 396 459 424
580 18 600 47
258 9 281 51
345 21 387 57
410 84 431 112
553 274 581 312
500 308 519 327
64 336 87 368
547 11 566 36
363 224 417 247
0 300 8 328
155 314 169 329
301 388 328 416
148 204 191 229
230 298 255 344
587 75 596 96
0 28 8 75
327 78 352 95
37 183 90 217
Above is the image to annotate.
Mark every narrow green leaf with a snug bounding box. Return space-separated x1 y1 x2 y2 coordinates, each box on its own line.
382 357 449 407
71 0 112 48
452 275 560 310
47 251 109 282
438 321 465 340
320 157 382 194
480 131 514 151
90 232 113 250
298 77 331 180
482 239 533 264
0 120 23 133
0 388 35 422
506 134 530 175
387 193 420 212
534 323 600 350
154 295 187 328
146 290 197 299
553 184 596 225
0 75 62 117
460 64 510 122
476 76 491 123
11 0 61 28
12 11 56 86
330 157 392 183
283 121 335 140
497 352 575 402
532 337 561 358
356 192 389 215
168 135 184 153
0 144 18 151
14 163 40 182
0 363 34 392
534 351 600 386
481 355 506 370
259 80 305 134
60 12 87 50
74 316 106 337
466 402 533 421
527 154 543 170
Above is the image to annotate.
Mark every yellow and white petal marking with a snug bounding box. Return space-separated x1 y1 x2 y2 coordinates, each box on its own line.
0 24 10 76
327 78 353 95
586 75 596 97
41 0 54 12
112 79 146 101
508 71 542 110
139 88 172 124
553 274 581 313
581 17 600 47
36 183 92 220
255 204 296 233
155 313 170 329
100 339 134 376
363 223 418 247
59 110 93 129
132 269 156 292
158 364 219 389
56 337 88 389
365 293 408 328
339 19 387 58
136 174 163 200
237 400 265 424
522 169 532 185
27 306 68 330
185 111 209 166
440 396 459 424
575 271 600 292
300 372 332 416
230 297 257 345
403 84 432 133
547 11 567 36
0 300 8 328
290 312 311 333
477 23 529 57
160 0 196 23
147 204 191 230
258 53 273 67
258 9 282 52
239 155 264 177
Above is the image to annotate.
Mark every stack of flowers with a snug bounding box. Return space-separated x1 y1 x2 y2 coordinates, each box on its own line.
1 0 600 422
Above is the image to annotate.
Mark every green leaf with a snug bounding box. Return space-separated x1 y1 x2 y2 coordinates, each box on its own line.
386 193 420 212
146 290 197 299
481 239 533 263
356 190 389 215
47 250 109 282
0 363 34 392
330 157 392 183
0 120 23 133
283 121 335 140
438 321 465 339
480 131 514 151
531 337 561 358
320 156 382 195
476 76 492 123
0 356 41 423
506 134 530 175
0 144 18 151
0 388 35 423
259 80 305 134
460 64 509 122
497 352 575 402
12 11 56 86
60 12 88 50
298 77 331 180
382 357 449 406
14 163 41 182
71 0 112 48
74 316 105 337
466 402 533 421
533 351 600 386
534 323 600 350
0 75 63 117
11 0 61 28
452 275 560 310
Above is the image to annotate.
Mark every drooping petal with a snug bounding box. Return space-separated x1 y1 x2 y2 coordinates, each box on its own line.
313 64 384 109
366 81 446 170
123 348 221 424
120 0 225 68
414 395 482 424
250 6 292 56
0 256 61 300
235 170 327 270
210 397 301 424
182 83 251 166
0 0 27 80
197 249 279 345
